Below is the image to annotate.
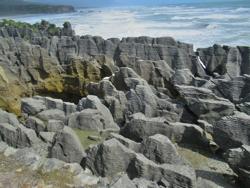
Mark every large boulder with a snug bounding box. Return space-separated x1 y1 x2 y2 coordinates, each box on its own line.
109 133 141 152
76 95 119 130
87 80 128 124
214 112 250 150
0 123 41 148
211 76 250 103
86 138 135 177
37 109 65 122
87 138 196 187
176 85 235 124
224 145 250 188
49 126 86 164
121 113 211 149
197 45 242 77
140 134 185 165
126 85 158 117
117 56 174 88
0 109 20 126
21 97 46 115
68 109 119 131
109 174 137 188
128 154 196 188
121 113 171 142
117 37 195 74
25 116 46 133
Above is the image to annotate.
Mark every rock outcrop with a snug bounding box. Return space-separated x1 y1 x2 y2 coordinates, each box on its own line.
1 20 250 187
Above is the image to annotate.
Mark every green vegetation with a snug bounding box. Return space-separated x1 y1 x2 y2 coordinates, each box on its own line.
0 19 38 32
0 19 70 37
177 145 211 168
73 128 109 149
0 0 75 16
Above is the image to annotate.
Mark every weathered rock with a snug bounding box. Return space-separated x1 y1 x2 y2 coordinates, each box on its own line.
46 120 64 132
109 173 136 188
117 36 195 74
121 113 210 149
0 122 41 149
121 113 171 142
140 134 185 165
77 95 120 130
132 178 161 188
224 145 250 188
170 122 210 148
128 154 196 188
197 120 214 134
87 138 196 187
212 76 250 103
117 56 174 88
0 141 8 153
197 177 224 188
86 138 135 177
214 112 250 150
0 109 20 127
25 116 46 133
238 102 250 115
39 131 55 144
176 85 235 124
197 45 242 77
171 68 195 85
49 126 86 164
109 133 141 152
68 109 119 131
87 80 128 124
37 109 65 122
127 85 158 117
21 98 46 116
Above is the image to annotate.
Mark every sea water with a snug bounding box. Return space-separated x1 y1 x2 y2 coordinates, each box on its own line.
1 0 250 48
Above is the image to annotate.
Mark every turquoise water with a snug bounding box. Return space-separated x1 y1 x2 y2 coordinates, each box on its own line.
1 1 250 48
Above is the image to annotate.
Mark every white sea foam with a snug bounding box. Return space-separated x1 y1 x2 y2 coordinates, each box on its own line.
1 4 250 48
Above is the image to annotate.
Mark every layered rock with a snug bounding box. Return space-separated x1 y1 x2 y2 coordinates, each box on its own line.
1 21 250 187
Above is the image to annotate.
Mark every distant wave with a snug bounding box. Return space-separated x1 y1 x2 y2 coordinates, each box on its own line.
171 14 240 21
2 3 250 48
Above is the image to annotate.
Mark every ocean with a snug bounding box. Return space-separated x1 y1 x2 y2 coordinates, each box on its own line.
1 0 250 49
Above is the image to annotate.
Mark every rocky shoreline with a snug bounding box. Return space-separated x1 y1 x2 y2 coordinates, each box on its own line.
0 21 250 187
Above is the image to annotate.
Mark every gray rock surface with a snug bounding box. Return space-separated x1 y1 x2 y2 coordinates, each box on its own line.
76 95 120 131
224 145 250 188
21 98 46 115
37 109 65 122
176 85 235 124
140 134 185 165
214 112 250 150
87 138 196 187
49 126 86 164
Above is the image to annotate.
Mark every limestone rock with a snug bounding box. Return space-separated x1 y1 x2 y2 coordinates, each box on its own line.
49 126 86 164
214 112 250 150
176 85 235 124
37 109 65 122
140 134 185 165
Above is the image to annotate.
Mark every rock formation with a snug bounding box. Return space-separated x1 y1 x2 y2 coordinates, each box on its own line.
0 20 249 187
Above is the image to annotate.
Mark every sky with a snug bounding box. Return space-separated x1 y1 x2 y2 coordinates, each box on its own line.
28 0 239 7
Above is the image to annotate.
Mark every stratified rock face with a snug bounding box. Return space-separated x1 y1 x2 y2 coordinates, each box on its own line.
49 126 86 164
197 45 250 77
176 85 235 124
2 21 250 187
214 112 250 151
86 138 196 188
140 134 185 165
224 145 250 188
